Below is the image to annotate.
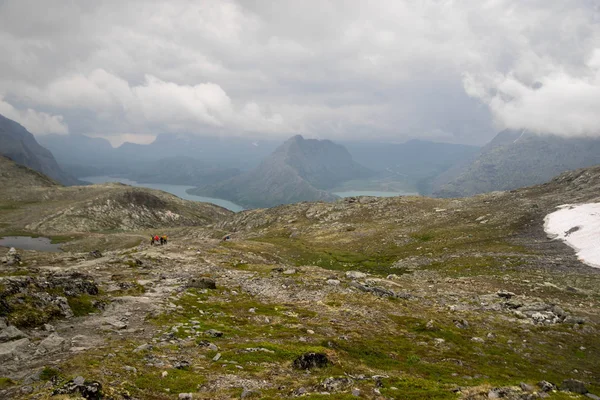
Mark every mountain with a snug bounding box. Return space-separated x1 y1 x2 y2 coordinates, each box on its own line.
191 135 373 208
433 129 600 197
0 114 80 185
342 139 480 194
0 156 231 233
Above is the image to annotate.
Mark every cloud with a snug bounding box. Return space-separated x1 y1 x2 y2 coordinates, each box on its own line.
0 0 598 143
0 97 68 135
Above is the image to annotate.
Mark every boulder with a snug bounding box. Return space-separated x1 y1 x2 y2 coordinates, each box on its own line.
560 379 588 394
187 277 216 289
292 352 330 370
320 376 354 392
35 333 68 355
0 325 28 342
52 378 102 400
0 338 30 362
346 271 367 280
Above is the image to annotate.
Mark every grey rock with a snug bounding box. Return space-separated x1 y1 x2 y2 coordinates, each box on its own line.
187 277 216 289
0 325 28 343
133 343 153 353
346 271 367 279
520 382 535 392
497 290 515 299
352 388 361 396
212 352 222 361
320 376 354 392
74 376 85 386
241 388 260 398
123 366 137 373
561 379 588 394
326 279 340 285
0 318 7 329
283 269 297 275
0 338 30 362
35 333 68 355
205 329 223 337
178 394 193 400
537 381 557 392
586 394 600 400
21 386 33 394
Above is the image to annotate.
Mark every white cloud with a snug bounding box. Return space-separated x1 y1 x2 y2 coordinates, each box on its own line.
0 97 68 135
0 0 599 142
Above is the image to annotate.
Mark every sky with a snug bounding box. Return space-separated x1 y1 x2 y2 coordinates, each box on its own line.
0 0 599 146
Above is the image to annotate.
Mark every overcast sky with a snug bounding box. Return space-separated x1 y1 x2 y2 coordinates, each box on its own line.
0 0 599 146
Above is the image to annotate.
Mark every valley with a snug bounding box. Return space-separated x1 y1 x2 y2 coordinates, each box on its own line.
0 156 599 399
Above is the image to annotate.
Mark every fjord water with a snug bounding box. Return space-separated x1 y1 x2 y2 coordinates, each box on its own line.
82 176 245 212
0 236 62 252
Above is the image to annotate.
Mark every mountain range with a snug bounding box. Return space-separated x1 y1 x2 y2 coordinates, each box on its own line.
0 115 80 185
190 135 374 208
433 129 600 197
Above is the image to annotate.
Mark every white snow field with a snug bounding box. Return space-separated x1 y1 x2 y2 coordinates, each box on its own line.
544 203 600 268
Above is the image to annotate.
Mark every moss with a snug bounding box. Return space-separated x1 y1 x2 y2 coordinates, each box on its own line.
40 367 60 381
0 377 15 389
67 294 99 317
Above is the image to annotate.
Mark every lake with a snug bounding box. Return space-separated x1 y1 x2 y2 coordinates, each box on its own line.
0 236 62 252
81 176 245 212
333 190 418 198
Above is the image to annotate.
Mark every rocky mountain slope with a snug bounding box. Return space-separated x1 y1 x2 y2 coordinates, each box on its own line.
433 129 600 197
0 163 600 399
191 135 373 208
0 157 231 235
0 114 80 186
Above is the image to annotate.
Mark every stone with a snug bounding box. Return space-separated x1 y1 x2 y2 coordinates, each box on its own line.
292 352 330 370
0 325 28 343
352 388 361 396
497 290 515 299
471 337 485 343
178 393 193 399
0 338 30 362
212 353 222 361
346 271 367 280
187 277 216 289
53 378 102 400
520 382 535 392
283 269 296 275
561 379 588 394
0 318 7 329
35 333 68 355
104 318 128 330
320 376 354 392
326 279 340 285
43 324 55 332
133 343 153 353
174 360 190 369
241 388 260 398
123 366 137 373
205 329 223 338
585 394 600 400
537 380 556 392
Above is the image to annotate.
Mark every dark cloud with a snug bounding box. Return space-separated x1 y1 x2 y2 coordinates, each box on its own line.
0 0 598 145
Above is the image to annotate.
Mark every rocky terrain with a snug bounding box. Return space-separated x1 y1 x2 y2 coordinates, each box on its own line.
0 160 599 399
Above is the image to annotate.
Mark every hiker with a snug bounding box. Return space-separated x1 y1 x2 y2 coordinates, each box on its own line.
162 235 168 245
154 235 160 245
150 236 155 246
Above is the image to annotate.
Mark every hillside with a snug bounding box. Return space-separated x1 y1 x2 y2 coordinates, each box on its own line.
190 135 373 208
0 114 80 185
343 139 480 193
0 157 232 235
1 163 600 399
433 129 600 197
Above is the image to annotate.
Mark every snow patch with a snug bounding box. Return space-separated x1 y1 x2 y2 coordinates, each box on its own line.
544 203 600 268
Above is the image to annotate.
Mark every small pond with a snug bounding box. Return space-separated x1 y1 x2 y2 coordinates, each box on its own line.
0 236 63 252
